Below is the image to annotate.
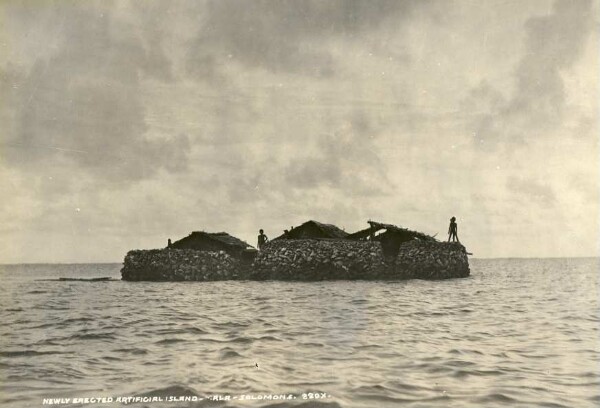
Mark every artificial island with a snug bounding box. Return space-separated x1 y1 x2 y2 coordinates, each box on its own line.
121 220 470 281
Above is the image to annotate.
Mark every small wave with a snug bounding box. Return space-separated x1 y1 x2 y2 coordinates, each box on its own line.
578 371 600 378
29 322 58 329
229 336 254 344
112 348 148 355
262 401 342 408
257 335 282 342
278 381 339 388
353 393 417 404
415 364 453 374
155 338 187 345
135 385 200 398
219 349 242 359
445 359 476 367
153 327 208 335
451 368 504 378
186 326 209 334
301 342 326 348
475 393 518 403
536 402 569 408
1 350 72 357
384 380 431 393
448 348 484 355
33 339 61 346
69 333 116 341
12 319 31 325
215 321 251 328
32 305 70 311
353 384 391 393
64 317 95 324
31 317 95 330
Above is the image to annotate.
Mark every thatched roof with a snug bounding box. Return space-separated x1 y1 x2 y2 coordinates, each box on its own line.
173 231 253 249
309 221 349 239
347 220 437 242
274 220 349 240
203 232 253 248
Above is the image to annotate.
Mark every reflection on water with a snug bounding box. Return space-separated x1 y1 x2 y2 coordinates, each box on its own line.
1 258 599 408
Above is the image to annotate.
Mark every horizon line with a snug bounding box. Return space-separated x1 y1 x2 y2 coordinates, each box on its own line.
1 255 599 266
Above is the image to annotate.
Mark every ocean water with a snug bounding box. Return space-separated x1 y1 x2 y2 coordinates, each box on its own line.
1 258 598 408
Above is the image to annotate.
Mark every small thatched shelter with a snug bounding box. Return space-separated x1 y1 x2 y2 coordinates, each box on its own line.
348 220 437 258
170 231 254 259
273 220 349 240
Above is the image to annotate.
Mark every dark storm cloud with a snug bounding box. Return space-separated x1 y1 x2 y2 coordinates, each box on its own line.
1 1 188 181
186 0 427 77
468 0 594 148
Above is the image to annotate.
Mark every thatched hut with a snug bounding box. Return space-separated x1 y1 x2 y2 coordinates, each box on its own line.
347 220 437 258
273 220 349 240
170 231 254 259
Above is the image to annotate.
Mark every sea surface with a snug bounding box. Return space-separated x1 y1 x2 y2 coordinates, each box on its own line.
1 258 599 408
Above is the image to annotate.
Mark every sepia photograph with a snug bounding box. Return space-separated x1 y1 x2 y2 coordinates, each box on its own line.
1 0 598 407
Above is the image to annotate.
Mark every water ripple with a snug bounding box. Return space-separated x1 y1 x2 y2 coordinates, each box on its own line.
1 258 599 408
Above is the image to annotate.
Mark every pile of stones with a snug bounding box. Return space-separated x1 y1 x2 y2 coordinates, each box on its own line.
121 240 470 281
250 239 387 280
395 241 470 279
121 249 242 281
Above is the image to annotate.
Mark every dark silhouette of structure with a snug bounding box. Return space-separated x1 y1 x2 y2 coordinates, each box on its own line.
257 229 269 250
273 220 349 240
448 217 459 242
171 231 253 258
348 220 437 258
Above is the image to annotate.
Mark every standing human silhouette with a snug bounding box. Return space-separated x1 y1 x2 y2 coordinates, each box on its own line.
257 229 269 250
448 217 459 243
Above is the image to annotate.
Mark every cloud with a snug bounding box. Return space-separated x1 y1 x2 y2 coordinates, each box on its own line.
284 115 390 195
185 0 427 77
507 176 557 206
1 1 188 182
467 0 595 148
0 0 597 261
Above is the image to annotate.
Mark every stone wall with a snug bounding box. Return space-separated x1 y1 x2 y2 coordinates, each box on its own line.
121 249 242 281
250 239 387 280
395 241 470 279
121 239 470 281
251 239 469 280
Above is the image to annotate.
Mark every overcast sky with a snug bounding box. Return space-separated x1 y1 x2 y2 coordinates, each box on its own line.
1 0 598 263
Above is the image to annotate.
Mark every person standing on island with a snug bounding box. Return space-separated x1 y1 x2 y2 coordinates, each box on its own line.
257 229 269 250
448 217 459 243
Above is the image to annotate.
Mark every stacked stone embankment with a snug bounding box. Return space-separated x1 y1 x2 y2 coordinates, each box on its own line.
250 239 387 280
121 249 242 281
121 240 470 281
395 241 470 279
